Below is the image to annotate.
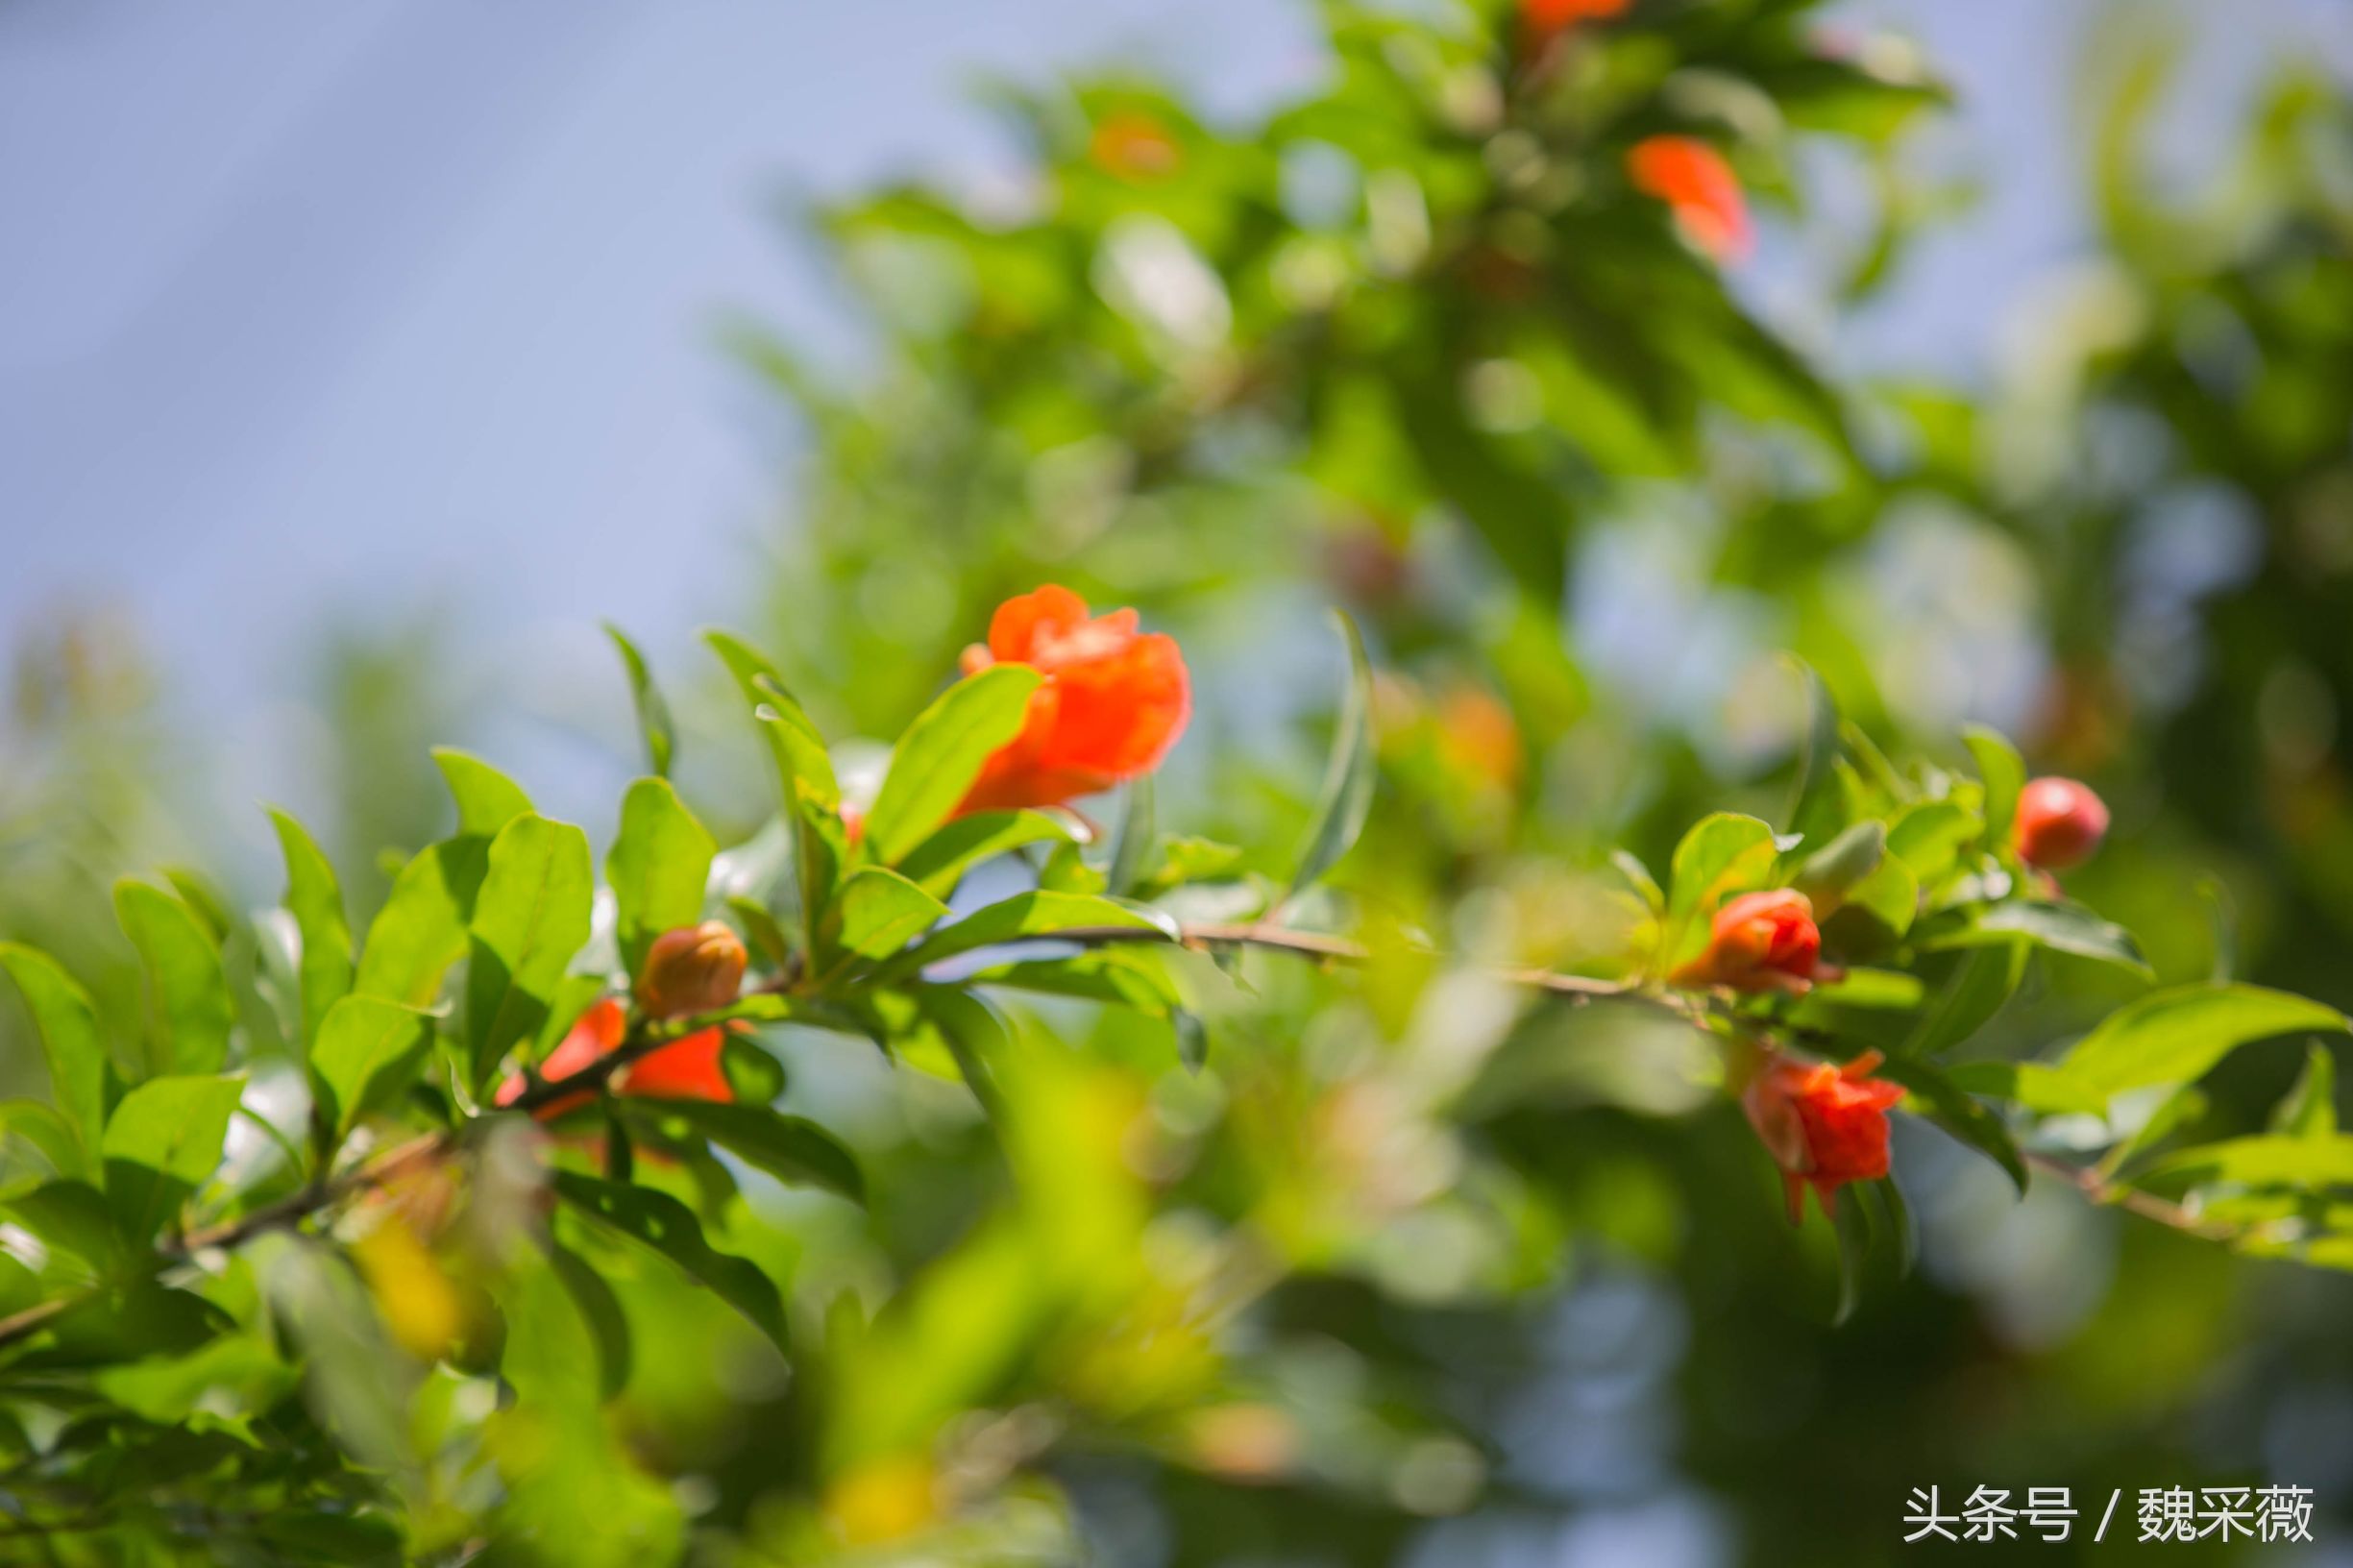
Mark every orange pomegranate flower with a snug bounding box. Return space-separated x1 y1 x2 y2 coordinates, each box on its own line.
1742 1048 1906 1222
1626 135 1753 263
1520 0 1631 49
1671 888 1831 994
956 585 1191 814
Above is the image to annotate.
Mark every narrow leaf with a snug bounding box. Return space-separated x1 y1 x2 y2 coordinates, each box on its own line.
550 1172 788 1352
878 892 1164 981
547 1234 633 1400
603 623 676 779
101 1074 244 1241
1874 1055 2027 1195
606 778 719 980
1962 724 2025 844
895 810 1072 900
1285 609 1377 904
308 996 434 1142
267 809 354 1049
2054 984 2348 1103
465 816 594 1091
113 881 234 1078
863 664 1042 866
631 1100 863 1202
0 944 110 1157
431 749 533 839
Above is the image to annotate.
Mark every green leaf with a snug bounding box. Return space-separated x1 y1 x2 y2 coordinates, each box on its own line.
267 809 354 1049
704 626 788 709
726 896 796 971
1662 812 1779 968
1836 851 1919 938
1927 899 2152 976
877 892 1165 980
1109 774 1156 899
547 1233 633 1400
101 1074 244 1241
1785 656 1842 840
1790 821 1884 911
606 778 719 980
1962 725 2024 844
1900 942 2026 1057
465 816 595 1091
113 880 235 1078
1884 798 1979 885
353 838 487 1008
751 682 847 958
0 1099 92 1188
1873 1055 2027 1195
1284 609 1377 905
550 1172 788 1352
308 996 435 1142
863 664 1042 865
431 748 534 839
2271 1044 2338 1139
629 1100 863 1202
2139 1135 2353 1188
831 868 949 962
604 623 676 779
914 984 1013 1131
2053 984 2348 1104
1947 1061 2111 1117
0 944 110 1157
895 810 1073 900
973 946 1186 1016
3 1180 132 1276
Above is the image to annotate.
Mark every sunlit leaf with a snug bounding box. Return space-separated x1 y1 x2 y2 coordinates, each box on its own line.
101 1074 244 1241
113 881 234 1079
606 778 719 980
630 1100 864 1203
308 996 435 1143
431 748 533 839
464 815 595 1091
831 868 949 963
604 623 677 779
267 809 354 1050
895 810 1073 900
862 664 1042 866
2052 984 2347 1103
0 944 110 1159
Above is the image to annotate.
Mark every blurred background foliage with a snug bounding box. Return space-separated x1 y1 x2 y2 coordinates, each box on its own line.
5 0 2353 1563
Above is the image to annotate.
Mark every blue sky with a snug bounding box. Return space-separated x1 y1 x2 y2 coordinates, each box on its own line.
1 0 2345 846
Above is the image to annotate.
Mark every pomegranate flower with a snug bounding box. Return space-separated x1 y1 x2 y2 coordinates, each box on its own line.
956 585 1191 814
1672 889 1828 995
1626 135 1753 263
1742 1048 1906 1222
1520 0 1631 48
496 920 751 1119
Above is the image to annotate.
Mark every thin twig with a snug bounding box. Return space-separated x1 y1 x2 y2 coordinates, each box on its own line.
2025 1152 2241 1242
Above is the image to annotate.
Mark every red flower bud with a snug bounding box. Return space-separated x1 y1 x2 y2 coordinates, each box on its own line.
2012 776 2109 870
492 996 739 1118
636 920 748 1021
1742 1048 1906 1222
956 585 1191 814
1626 135 1753 263
1672 889 1827 994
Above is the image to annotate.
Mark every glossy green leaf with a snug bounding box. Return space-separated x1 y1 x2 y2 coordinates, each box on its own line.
1900 942 2026 1057
1884 798 1978 884
353 838 487 1008
877 891 1164 980
831 868 949 962
1962 725 2025 843
1284 609 1376 905
1109 773 1156 899
113 881 234 1078
266 809 353 1049
2140 1136 2353 1188
101 1074 244 1241
2270 1044 2338 1139
631 1100 863 1202
550 1172 788 1352
0 944 110 1157
862 664 1042 865
1927 899 2152 976
604 623 676 779
308 996 434 1142
464 815 595 1090
2053 984 2348 1103
431 748 533 839
1785 655 1842 840
895 809 1072 900
1874 1055 2027 1194
547 1233 633 1401
1791 820 1884 911
606 778 719 979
